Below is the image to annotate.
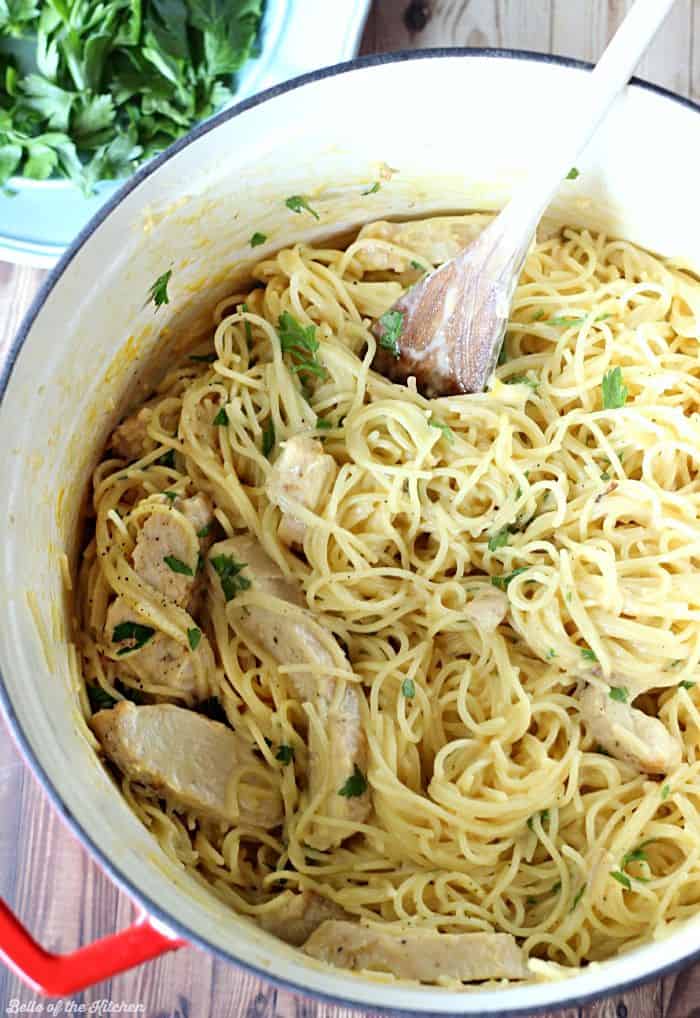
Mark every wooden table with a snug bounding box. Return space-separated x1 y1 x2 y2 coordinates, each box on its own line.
1 3 699 1015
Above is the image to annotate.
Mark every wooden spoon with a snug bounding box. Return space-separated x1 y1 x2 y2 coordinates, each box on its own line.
372 0 678 397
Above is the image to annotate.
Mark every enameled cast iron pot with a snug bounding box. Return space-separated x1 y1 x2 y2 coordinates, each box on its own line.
1 50 699 1013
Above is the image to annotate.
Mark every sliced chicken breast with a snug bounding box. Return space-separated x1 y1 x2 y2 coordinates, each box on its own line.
132 493 214 608
580 683 682 774
208 535 370 849
91 701 282 828
354 215 493 274
464 588 509 633
257 890 349 947
266 436 336 547
303 922 529 982
106 598 213 702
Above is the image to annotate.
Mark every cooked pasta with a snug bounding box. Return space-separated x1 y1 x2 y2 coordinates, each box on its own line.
75 214 700 984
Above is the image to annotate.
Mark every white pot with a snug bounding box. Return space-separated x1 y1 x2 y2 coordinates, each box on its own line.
1 50 699 1012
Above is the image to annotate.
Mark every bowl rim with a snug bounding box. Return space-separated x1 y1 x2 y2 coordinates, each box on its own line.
1 46 700 1014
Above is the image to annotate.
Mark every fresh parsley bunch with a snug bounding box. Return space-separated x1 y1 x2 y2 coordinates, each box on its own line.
0 0 263 194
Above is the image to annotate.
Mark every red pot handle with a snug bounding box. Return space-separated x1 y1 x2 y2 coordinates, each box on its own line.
0 897 186 996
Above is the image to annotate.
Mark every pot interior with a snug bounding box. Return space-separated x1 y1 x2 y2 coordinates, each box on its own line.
1 53 700 1012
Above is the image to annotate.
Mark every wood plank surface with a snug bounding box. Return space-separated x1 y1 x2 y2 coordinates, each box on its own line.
1 2 699 1016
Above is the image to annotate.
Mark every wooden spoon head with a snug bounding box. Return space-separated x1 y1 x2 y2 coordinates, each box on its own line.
372 223 520 397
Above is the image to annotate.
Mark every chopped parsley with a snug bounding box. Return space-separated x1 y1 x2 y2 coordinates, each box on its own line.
527 809 550 832
198 697 229 725
362 182 380 195
157 450 176 469
622 841 654 870
428 416 454 442
250 232 267 247
187 627 202 651
401 678 416 698
491 567 529 590
547 316 586 327
488 527 511 552
316 417 333 430
571 887 585 910
581 647 598 662
679 680 696 690
610 870 632 891
546 648 557 660
601 366 628 410
505 374 539 390
148 269 172 309
262 419 275 457
531 309 546 322
662 784 671 800
410 259 429 272
285 195 319 220
163 491 178 503
566 167 580 180
112 621 155 656
87 684 117 713
197 523 212 538
278 312 326 380
338 764 367 798
275 744 295 765
213 406 229 426
240 302 253 344
609 686 628 703
210 554 251 601
164 555 194 577
190 353 217 363
377 309 404 358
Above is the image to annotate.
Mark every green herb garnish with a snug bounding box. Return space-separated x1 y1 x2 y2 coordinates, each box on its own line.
571 887 585 910
211 554 251 601
601 366 628 410
680 680 696 690
157 450 175 469
112 620 155 656
262 418 275 457
316 417 333 430
163 491 178 503
527 809 550 832
213 406 229 426
278 311 325 380
285 195 319 220
491 567 529 590
190 353 217 363
148 269 172 309
531 309 546 322
377 309 404 358
609 686 628 703
187 627 202 651
566 167 580 180
506 374 539 390
581 647 597 662
164 555 193 577
401 678 416 698
197 523 211 538
362 182 380 195
87 684 117 713
250 231 267 247
546 648 557 660
240 302 253 344
275 744 295 764
338 764 367 798
488 527 511 552
662 784 671 800
610 870 632 890
428 416 454 442
410 259 429 272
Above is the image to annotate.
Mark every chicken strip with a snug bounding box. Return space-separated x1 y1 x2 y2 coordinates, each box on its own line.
132 493 214 608
208 535 370 849
580 683 682 774
91 702 283 828
106 598 213 702
303 923 529 982
266 436 336 547
354 216 493 274
257 890 349 947
464 587 509 633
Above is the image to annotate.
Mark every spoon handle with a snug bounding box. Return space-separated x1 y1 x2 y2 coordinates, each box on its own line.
498 0 678 242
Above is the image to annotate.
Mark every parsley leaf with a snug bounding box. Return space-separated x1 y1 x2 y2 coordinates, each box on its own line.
163 490 178 503
275 744 294 764
285 194 319 220
250 231 267 247
610 870 632 890
581 647 598 662
338 764 367 798
156 450 176 469
213 406 229 426
377 309 404 358
316 417 333 430
187 627 202 651
362 182 380 195
601 366 628 410
506 374 539 390
491 566 529 590
148 269 172 309
190 353 217 363
112 620 155 655
401 677 416 698
428 416 454 442
277 311 325 380
210 554 251 601
679 680 696 690
87 684 117 713
262 418 275 457
546 648 557 660
410 259 429 271
662 784 671 800
566 167 580 180
488 527 511 552
571 887 585 910
197 523 211 538
164 555 193 576
609 686 629 703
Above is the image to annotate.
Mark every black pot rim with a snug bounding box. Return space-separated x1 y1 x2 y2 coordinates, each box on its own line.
1 46 699 1015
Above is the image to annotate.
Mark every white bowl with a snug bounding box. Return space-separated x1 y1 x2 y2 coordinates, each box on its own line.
1 49 700 1012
